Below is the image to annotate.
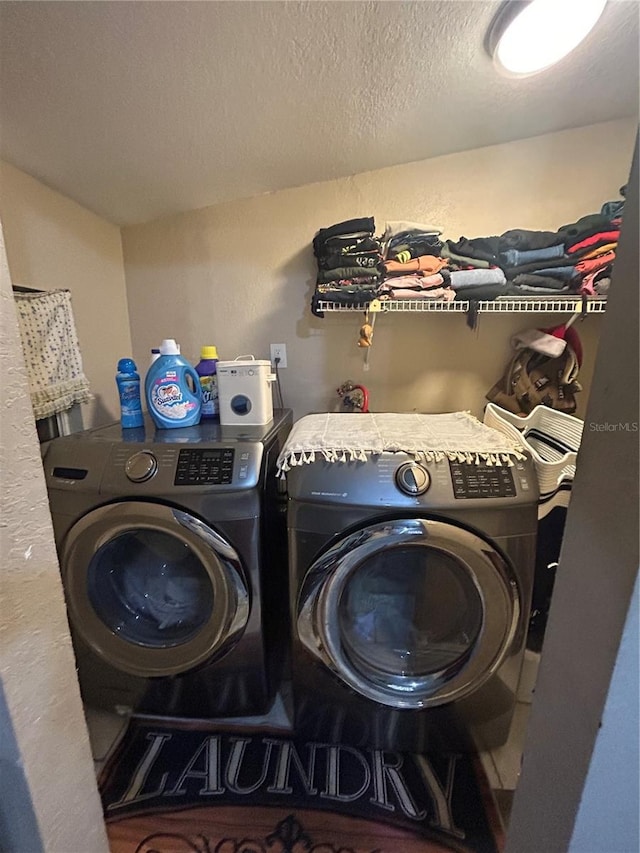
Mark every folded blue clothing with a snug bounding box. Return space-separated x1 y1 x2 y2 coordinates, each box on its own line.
500 244 565 267
511 273 569 290
534 266 577 280
511 283 571 294
450 268 507 290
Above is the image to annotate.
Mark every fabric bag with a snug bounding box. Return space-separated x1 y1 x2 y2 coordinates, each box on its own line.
486 343 582 416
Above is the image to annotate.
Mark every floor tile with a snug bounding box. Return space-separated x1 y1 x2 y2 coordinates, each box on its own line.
84 707 129 765
493 788 515 828
489 701 531 790
478 749 501 790
517 650 541 704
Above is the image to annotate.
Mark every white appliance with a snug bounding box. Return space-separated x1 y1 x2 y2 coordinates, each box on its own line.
217 356 276 426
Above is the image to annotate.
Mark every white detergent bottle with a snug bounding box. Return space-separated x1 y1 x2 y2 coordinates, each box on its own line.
145 339 202 429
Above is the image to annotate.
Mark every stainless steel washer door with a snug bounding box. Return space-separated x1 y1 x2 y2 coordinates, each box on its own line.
297 518 519 709
62 501 249 677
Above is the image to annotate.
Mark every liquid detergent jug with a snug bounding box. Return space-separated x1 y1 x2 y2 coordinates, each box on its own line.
145 339 202 428
195 345 220 419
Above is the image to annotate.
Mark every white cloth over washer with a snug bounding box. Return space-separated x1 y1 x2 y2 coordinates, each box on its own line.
277 411 526 475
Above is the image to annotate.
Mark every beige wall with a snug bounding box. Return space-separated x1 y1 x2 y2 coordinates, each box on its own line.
122 117 636 422
0 220 109 851
0 160 132 427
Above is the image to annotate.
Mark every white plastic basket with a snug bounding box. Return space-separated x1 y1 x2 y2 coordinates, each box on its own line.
484 403 583 517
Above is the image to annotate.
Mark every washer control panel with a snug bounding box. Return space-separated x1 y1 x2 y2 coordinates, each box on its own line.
174 448 235 485
449 460 516 499
286 450 538 507
101 441 262 492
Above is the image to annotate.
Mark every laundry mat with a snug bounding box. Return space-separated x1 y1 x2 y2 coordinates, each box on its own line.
99 719 504 853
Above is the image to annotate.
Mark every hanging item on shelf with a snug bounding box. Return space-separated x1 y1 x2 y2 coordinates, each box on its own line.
357 299 382 371
357 321 374 348
336 380 369 413
486 324 583 416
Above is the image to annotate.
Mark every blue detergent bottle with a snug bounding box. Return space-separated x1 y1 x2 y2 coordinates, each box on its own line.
116 358 144 429
145 339 202 429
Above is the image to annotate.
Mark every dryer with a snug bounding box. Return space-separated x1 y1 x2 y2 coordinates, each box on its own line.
43 410 292 719
287 451 538 752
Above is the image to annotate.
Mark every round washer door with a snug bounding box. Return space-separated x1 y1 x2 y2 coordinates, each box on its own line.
62 501 249 677
297 518 520 709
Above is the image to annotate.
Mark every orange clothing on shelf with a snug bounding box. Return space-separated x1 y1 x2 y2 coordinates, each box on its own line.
579 242 617 260
574 250 616 275
383 255 449 276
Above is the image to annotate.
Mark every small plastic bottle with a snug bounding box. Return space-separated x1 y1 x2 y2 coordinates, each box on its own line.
116 358 144 429
150 347 161 365
195 345 220 419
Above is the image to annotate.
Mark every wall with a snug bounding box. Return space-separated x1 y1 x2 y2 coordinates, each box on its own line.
0 160 132 427
0 219 109 850
122 118 637 421
506 138 638 853
570 575 639 852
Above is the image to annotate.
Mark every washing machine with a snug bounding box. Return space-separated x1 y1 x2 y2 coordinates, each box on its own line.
287 450 538 752
43 409 292 719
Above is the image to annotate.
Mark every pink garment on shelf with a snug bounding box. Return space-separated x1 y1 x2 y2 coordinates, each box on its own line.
578 270 600 296
379 287 455 301
379 273 445 291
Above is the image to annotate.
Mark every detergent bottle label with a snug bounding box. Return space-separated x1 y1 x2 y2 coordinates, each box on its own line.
120 381 141 416
199 375 219 417
151 372 198 421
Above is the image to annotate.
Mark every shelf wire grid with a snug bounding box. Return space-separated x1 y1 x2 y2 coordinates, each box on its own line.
316 297 607 314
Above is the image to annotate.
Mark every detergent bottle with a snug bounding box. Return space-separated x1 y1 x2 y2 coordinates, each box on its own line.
116 358 144 429
145 339 202 428
144 347 161 404
195 345 219 419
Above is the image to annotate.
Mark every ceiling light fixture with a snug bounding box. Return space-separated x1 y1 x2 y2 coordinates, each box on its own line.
486 0 608 78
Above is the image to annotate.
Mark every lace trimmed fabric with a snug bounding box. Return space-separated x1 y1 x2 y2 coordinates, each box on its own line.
277 411 527 475
14 289 92 419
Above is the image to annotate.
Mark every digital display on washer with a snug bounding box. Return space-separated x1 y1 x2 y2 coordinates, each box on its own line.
449 461 516 499
175 448 235 485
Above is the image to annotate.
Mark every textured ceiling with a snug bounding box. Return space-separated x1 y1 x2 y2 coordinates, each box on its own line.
0 1 638 225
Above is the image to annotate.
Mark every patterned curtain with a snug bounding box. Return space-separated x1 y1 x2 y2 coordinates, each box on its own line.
13 289 92 419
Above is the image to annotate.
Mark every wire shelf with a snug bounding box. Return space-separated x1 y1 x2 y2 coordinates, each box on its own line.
316 297 607 314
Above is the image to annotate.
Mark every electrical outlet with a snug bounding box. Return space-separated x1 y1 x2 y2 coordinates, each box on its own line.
270 343 287 368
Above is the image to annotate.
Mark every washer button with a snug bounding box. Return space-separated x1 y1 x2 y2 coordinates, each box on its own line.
395 462 430 496
125 451 158 482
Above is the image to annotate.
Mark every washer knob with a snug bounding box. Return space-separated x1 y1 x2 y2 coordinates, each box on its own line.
125 451 158 483
395 462 430 496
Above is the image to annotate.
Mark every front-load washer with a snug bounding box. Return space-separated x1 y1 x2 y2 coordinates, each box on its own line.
43 409 292 719
287 450 538 753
